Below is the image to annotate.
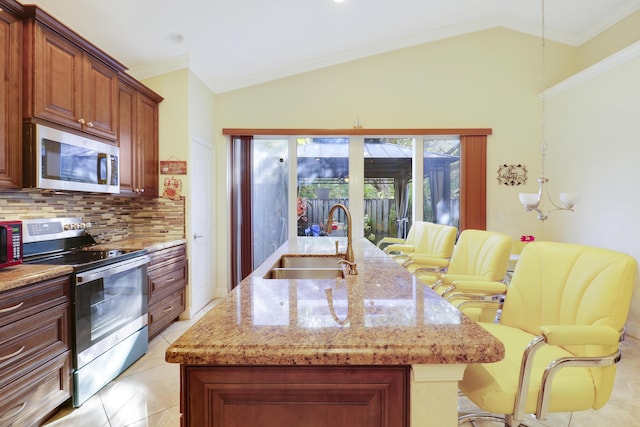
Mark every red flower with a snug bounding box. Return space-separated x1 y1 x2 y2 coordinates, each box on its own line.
520 235 535 243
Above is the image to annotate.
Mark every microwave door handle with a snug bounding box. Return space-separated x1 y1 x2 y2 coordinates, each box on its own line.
0 225 12 263
97 153 107 184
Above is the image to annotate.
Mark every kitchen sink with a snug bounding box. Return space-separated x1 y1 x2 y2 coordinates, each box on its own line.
263 254 346 279
264 267 345 280
274 254 346 269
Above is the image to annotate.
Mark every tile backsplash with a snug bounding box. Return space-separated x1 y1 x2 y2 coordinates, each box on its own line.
0 189 185 243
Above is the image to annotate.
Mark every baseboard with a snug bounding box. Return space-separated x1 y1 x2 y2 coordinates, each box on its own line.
625 320 639 340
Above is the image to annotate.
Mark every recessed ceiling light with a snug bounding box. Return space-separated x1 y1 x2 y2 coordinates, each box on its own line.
334 0 345 3
167 33 184 43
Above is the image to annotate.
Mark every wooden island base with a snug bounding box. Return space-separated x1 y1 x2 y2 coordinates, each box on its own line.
181 366 409 427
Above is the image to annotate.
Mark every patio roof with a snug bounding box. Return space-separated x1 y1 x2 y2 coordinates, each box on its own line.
297 139 458 180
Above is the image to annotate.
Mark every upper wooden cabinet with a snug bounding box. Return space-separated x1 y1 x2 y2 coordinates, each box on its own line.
118 73 163 197
0 2 22 189
22 6 125 142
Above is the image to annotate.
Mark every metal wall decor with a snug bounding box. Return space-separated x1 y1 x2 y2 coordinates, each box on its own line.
497 164 528 186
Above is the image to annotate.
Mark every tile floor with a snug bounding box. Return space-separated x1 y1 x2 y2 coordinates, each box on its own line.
44 301 640 427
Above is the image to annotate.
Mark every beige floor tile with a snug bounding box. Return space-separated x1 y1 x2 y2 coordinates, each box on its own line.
43 393 110 427
99 362 180 426
123 404 181 427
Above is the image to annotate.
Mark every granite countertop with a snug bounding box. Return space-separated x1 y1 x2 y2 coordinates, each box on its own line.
165 237 505 366
0 264 74 293
89 236 187 253
0 236 185 294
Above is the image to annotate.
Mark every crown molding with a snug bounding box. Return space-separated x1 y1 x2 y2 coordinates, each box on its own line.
545 39 640 99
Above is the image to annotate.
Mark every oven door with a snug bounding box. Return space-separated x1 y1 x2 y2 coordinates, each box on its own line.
74 256 149 369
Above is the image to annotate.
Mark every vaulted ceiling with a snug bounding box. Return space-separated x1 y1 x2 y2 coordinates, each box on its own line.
17 0 640 93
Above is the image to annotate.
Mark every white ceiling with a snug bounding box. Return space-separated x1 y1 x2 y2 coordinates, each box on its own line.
17 0 640 93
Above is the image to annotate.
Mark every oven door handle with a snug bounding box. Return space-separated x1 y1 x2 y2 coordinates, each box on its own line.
76 256 149 284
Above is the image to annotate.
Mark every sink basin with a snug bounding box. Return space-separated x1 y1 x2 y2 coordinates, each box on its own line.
264 267 345 280
263 254 347 279
273 254 346 269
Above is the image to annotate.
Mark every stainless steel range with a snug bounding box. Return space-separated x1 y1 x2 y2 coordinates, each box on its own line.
22 218 149 407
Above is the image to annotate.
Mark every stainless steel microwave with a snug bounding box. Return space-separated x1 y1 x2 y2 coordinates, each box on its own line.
23 124 120 194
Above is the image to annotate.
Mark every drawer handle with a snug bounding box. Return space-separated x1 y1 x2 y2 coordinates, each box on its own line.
163 306 174 313
0 346 25 362
165 277 176 282
0 401 27 421
0 301 24 314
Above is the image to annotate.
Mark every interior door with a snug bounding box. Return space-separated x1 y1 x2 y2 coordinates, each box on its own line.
190 137 215 314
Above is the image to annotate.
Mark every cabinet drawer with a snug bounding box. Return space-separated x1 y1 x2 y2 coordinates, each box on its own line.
0 303 70 388
148 245 186 269
0 276 70 328
149 288 185 339
0 350 71 427
148 258 187 302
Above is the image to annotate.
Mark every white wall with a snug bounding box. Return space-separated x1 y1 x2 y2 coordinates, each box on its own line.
544 44 640 337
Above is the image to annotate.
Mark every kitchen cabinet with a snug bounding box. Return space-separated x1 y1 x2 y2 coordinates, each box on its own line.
182 366 409 427
119 74 163 197
22 6 125 142
0 275 72 426
0 1 22 189
147 243 188 339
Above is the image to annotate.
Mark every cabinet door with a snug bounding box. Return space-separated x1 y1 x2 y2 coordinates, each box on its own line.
118 80 136 194
33 26 83 130
0 8 21 189
83 55 118 140
137 93 159 197
183 366 409 427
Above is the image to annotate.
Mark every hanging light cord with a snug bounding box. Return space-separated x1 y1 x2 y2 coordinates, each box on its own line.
540 0 547 179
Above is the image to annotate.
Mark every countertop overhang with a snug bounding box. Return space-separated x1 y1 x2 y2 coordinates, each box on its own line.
165 237 505 366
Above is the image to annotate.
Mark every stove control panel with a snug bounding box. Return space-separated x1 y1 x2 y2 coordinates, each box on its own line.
22 217 91 243
64 222 92 231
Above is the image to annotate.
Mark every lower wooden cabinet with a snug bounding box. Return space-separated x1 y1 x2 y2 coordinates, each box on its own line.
147 244 188 339
0 275 72 426
181 366 409 427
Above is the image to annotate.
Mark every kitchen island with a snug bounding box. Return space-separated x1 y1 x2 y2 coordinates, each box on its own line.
165 237 504 427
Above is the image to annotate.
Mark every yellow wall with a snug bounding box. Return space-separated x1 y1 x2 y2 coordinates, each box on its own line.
143 69 190 196
213 28 576 280
577 9 640 70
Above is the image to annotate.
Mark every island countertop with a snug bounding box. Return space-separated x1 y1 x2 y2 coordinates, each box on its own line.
165 236 504 366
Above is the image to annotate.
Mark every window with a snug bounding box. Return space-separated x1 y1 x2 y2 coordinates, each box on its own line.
227 129 489 285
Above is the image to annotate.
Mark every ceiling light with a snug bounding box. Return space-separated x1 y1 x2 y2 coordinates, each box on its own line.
518 0 577 221
166 33 184 43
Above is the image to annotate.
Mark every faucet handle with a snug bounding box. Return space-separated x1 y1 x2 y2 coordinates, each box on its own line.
338 259 358 275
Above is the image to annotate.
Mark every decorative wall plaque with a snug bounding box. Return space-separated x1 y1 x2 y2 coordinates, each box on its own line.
160 159 187 175
497 164 528 186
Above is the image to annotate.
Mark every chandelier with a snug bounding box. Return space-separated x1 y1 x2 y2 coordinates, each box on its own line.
518 0 578 221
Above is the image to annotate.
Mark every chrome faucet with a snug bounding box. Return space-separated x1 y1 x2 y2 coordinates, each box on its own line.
327 203 357 275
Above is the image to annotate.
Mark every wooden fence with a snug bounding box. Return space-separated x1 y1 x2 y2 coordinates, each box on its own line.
298 198 400 242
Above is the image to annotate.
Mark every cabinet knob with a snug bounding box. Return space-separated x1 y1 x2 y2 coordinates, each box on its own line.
78 118 85 125
87 121 94 128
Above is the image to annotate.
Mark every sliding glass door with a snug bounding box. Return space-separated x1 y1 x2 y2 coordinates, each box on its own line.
228 130 483 287
296 137 349 237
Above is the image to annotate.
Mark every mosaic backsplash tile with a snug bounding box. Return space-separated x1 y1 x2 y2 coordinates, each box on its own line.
0 189 185 243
